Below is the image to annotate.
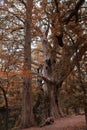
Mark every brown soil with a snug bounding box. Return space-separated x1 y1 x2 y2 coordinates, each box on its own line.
21 115 86 130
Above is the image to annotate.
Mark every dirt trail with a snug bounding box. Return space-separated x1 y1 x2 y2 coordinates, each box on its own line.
22 115 86 130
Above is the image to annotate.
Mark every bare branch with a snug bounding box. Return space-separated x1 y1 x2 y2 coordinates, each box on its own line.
63 0 85 24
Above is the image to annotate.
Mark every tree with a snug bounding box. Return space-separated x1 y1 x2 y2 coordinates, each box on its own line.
20 0 35 128
0 79 8 130
33 0 86 120
0 0 36 129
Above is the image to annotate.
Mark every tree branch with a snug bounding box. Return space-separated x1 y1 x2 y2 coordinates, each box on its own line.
54 0 59 13
63 0 85 24
54 36 87 84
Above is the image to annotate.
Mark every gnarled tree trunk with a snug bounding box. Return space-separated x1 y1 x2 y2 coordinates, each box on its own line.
41 31 63 119
41 29 86 119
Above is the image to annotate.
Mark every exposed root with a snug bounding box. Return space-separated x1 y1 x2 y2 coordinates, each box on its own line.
40 117 54 127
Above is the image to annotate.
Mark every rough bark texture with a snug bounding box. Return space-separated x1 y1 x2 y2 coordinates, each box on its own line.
21 0 35 128
47 84 60 118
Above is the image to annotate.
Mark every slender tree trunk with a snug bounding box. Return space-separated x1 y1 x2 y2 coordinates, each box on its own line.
21 0 35 128
83 85 87 130
0 86 8 130
84 101 87 130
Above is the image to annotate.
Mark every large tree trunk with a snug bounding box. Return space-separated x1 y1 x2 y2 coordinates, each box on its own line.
21 0 35 128
40 31 61 119
41 31 63 118
47 83 63 118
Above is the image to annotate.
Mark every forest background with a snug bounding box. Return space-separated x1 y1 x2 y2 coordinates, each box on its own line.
0 0 87 130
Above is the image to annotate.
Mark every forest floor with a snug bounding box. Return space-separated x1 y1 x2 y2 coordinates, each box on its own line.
22 115 86 130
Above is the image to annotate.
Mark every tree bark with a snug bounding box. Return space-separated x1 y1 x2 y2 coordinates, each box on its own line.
21 0 35 128
0 85 8 130
47 83 63 118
